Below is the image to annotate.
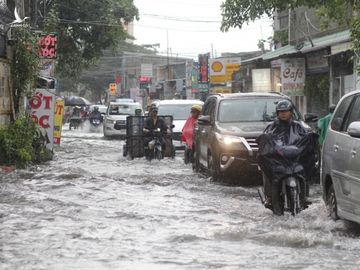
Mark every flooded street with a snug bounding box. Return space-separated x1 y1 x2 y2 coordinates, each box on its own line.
1 128 360 270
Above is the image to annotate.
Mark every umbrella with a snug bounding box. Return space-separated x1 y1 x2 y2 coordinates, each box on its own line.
64 96 92 106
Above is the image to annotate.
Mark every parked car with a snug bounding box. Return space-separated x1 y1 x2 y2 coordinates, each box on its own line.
322 90 360 224
193 92 313 185
103 101 143 138
156 99 204 141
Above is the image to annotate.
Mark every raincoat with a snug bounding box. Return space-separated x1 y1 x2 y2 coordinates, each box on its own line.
181 116 197 149
257 120 318 182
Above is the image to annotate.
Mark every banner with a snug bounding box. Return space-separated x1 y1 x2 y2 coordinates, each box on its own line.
281 58 305 96
198 53 209 83
29 89 55 150
39 60 56 77
54 98 64 145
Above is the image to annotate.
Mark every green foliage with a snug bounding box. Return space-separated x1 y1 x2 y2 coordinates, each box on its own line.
42 0 139 79
11 28 40 115
0 116 52 168
273 30 289 46
221 1 359 69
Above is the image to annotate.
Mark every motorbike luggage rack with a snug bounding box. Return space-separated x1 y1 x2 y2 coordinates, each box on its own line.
124 115 175 159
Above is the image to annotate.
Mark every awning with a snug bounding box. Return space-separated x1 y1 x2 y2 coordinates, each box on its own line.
262 30 351 60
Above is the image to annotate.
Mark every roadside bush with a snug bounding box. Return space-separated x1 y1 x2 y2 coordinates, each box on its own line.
0 116 53 168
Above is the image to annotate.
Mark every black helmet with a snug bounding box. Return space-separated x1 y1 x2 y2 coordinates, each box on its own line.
276 100 293 112
93 106 99 111
151 106 159 113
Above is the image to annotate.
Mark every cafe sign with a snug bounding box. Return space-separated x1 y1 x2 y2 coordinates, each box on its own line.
281 58 305 96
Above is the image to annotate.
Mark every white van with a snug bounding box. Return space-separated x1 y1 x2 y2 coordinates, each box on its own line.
156 99 204 141
103 101 143 138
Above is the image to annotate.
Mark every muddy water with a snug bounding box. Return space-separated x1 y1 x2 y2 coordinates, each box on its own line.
1 128 360 269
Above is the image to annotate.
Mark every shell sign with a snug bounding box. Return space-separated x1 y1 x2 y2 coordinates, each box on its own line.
209 59 226 84
209 59 240 84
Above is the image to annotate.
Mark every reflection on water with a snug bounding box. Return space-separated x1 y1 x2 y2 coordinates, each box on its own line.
1 128 360 269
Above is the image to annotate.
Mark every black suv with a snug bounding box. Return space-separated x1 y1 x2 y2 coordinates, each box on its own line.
193 92 311 185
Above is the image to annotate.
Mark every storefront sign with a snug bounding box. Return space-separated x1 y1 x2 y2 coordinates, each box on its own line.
281 58 305 96
210 59 226 84
39 60 56 77
29 89 55 150
209 59 241 84
306 50 328 74
141 64 153 78
198 54 209 83
38 34 57 59
331 42 352 55
252 69 271 92
54 98 64 145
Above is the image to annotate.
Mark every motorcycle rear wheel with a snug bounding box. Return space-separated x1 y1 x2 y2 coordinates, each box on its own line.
288 187 300 216
271 182 284 216
155 148 163 160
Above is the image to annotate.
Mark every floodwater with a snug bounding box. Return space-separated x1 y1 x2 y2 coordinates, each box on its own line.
1 127 360 270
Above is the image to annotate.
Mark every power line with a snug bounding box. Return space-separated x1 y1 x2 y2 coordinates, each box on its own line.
140 13 221 23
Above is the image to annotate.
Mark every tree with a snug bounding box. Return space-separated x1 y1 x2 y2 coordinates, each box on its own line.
221 0 359 62
41 0 139 79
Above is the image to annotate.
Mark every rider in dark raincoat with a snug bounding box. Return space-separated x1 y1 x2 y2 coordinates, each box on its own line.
257 100 318 208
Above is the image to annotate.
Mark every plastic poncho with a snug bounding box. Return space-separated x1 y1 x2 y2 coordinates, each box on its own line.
317 113 332 145
181 116 197 149
257 120 318 182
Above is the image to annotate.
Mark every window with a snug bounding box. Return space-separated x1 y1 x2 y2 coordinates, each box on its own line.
158 104 195 120
217 98 301 123
331 95 355 132
343 95 360 132
108 104 141 116
203 98 216 117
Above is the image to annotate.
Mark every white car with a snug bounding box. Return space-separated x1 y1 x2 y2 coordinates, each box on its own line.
103 102 143 138
156 99 204 141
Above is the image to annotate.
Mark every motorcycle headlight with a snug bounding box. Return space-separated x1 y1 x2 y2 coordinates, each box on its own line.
215 133 243 145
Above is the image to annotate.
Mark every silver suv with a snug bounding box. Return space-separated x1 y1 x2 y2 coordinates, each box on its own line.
322 90 360 223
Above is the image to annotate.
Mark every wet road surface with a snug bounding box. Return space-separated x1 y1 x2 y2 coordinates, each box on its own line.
1 128 360 269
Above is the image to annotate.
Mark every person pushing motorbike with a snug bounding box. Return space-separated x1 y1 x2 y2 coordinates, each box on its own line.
143 106 168 160
257 100 317 215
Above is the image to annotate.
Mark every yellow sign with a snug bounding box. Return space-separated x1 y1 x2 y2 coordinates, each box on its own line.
226 64 240 82
54 98 64 145
209 61 241 83
109 83 117 95
213 87 232 94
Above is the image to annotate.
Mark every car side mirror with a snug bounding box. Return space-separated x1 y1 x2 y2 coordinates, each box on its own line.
197 115 211 126
348 121 360 138
304 113 318 123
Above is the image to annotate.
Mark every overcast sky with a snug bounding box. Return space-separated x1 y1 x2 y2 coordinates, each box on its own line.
133 0 273 59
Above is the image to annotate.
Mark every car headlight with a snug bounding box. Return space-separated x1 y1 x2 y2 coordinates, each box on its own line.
106 119 116 124
215 133 243 145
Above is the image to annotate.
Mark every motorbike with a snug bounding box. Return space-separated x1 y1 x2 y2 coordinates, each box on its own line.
146 128 165 161
69 116 83 130
257 131 317 216
89 117 102 127
258 144 307 216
